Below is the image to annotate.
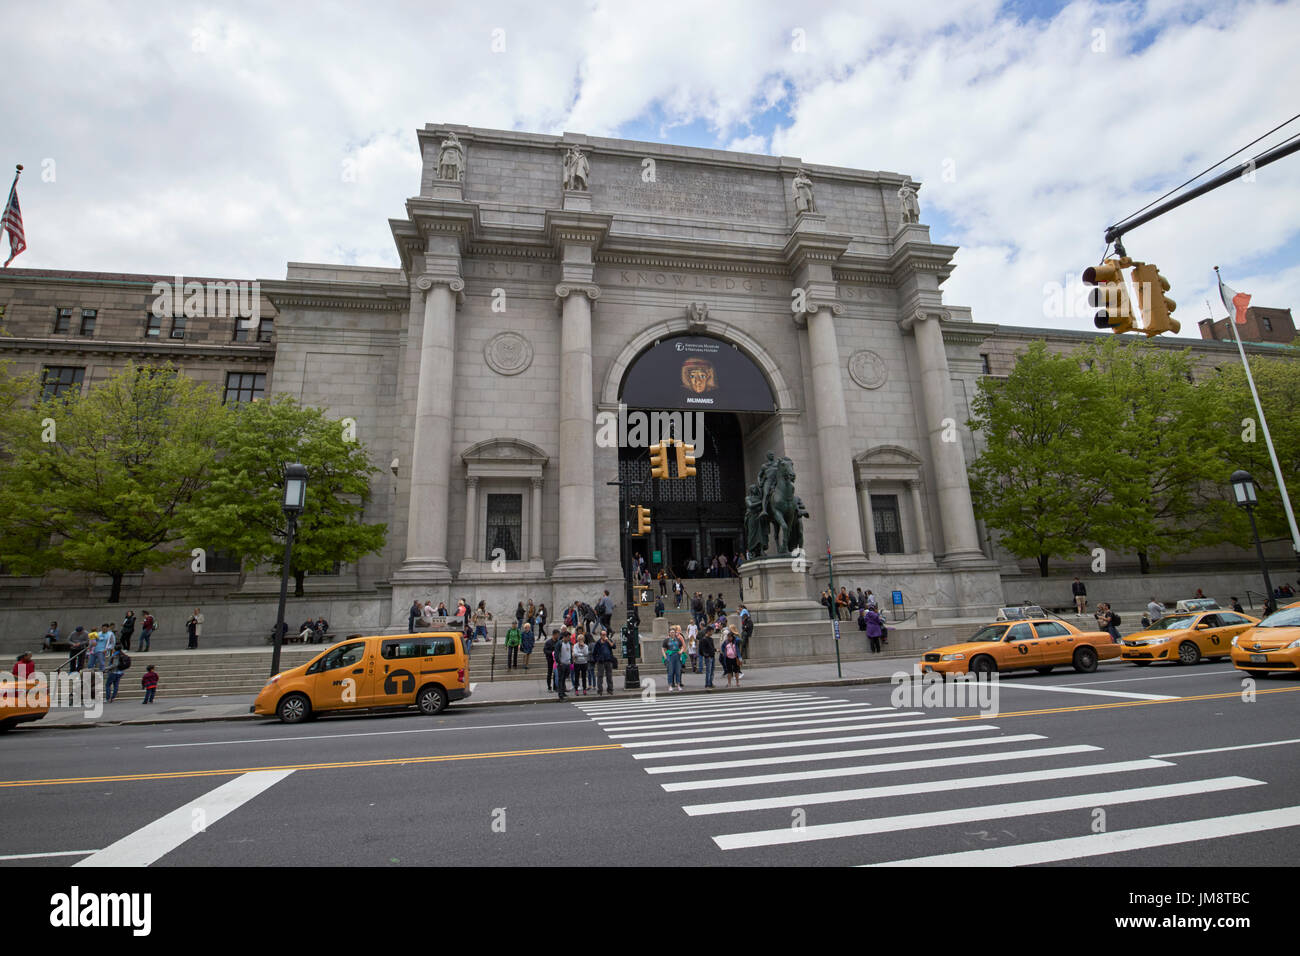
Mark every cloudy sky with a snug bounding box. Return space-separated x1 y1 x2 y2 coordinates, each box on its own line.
5 0 1298 333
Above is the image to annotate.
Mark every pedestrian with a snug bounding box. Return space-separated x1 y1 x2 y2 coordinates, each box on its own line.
526 599 536 628
105 646 131 702
691 592 705 629
543 629 558 690
186 607 203 649
514 601 526 631
865 606 884 653
740 607 753 659
520 622 535 670
12 652 35 678
43 621 59 652
597 590 614 632
535 602 548 633
437 601 448 617
571 631 590 695
408 599 421 632
1231 596 1245 614
674 579 683 608
592 629 616 696
554 629 573 699
687 629 699 673
120 611 136 651
1146 596 1164 624
837 587 851 621
1099 603 1122 643
68 626 88 673
1072 578 1087 615
421 601 436 628
721 629 742 687
866 590 878 612
141 665 159 704
86 626 104 672
662 626 684 691
139 612 155 652
706 593 716 621
505 621 521 669
655 594 665 618
716 593 726 615
472 601 492 647
698 626 717 689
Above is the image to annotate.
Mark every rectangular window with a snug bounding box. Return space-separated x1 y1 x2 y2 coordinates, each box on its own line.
223 371 266 404
233 317 274 343
484 493 522 561
54 308 72 334
145 313 162 338
170 315 186 339
41 366 85 401
871 494 905 554
79 309 97 336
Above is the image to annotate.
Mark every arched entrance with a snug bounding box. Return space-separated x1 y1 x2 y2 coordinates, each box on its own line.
614 331 782 578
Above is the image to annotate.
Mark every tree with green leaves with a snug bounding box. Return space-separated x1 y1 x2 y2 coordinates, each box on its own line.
185 395 385 596
967 341 1122 577
0 362 227 602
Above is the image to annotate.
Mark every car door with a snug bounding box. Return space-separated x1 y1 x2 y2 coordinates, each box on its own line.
308 641 374 711
1204 613 1249 656
1031 620 1074 665
1003 622 1041 668
377 638 422 706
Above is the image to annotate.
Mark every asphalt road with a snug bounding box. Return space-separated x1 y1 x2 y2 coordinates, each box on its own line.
2 661 1297 867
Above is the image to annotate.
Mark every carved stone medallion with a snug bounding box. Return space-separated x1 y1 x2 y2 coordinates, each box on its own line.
484 331 534 376
848 349 887 390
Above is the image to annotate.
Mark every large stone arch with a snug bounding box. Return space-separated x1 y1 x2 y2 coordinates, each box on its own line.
600 317 797 411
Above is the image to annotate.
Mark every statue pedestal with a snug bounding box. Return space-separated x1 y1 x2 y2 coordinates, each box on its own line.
738 556 825 624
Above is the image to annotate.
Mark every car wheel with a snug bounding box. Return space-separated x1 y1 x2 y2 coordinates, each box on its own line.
1072 647 1098 673
276 693 311 724
417 685 448 715
969 656 996 679
1178 642 1202 666
1035 666 1054 675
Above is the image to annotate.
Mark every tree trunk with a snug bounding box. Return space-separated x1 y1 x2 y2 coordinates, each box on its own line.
109 572 123 603
1037 554 1050 577
294 569 305 597
1138 550 1150 575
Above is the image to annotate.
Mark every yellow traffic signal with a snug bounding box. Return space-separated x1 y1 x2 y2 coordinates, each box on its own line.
1083 258 1134 334
649 442 669 480
675 441 697 478
634 505 651 536
1131 262 1179 336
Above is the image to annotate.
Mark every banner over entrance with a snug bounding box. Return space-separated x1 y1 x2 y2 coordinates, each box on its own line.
620 335 776 413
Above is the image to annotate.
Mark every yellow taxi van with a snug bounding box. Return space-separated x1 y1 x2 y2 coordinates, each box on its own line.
252 630 471 723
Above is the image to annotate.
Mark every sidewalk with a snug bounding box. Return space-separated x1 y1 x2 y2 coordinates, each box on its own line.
31 656 917 729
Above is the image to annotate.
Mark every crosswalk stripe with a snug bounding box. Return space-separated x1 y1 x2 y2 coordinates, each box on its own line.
617 719 982 749
662 744 1101 792
610 714 961 740
869 804 1300 866
576 696 821 716
649 732 1100 775
597 704 893 731
629 722 993 759
575 692 811 712
683 758 1174 815
595 697 857 723
711 776 1263 850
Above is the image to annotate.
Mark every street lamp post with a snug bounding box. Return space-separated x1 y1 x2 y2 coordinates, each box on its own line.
1231 470 1275 616
271 463 309 677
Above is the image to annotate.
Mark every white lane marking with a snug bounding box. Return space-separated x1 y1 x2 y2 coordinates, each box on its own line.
664 744 1101 792
592 700 854 725
714 776 1264 850
649 733 1064 775
1152 738 1300 759
870 804 1300 866
597 704 892 732
630 721 983 759
579 698 823 718
147 719 592 749
74 770 295 867
685 759 1174 816
610 713 959 740
986 682 1176 701
1056 669 1237 687
618 718 976 749
575 692 811 712
0 849 100 861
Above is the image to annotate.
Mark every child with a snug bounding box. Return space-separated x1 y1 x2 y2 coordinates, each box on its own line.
687 632 699 673
141 664 159 704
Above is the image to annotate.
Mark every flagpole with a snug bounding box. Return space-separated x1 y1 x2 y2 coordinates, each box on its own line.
1216 267 1300 559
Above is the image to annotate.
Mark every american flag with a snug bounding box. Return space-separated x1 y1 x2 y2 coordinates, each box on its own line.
2 167 25 267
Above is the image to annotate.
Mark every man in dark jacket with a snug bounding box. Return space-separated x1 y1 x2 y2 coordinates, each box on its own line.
1072 578 1087 615
591 629 616 696
543 629 559 692
698 627 717 689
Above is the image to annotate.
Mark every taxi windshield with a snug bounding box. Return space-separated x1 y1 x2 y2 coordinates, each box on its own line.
1150 615 1197 630
1257 607 1300 628
967 624 1010 643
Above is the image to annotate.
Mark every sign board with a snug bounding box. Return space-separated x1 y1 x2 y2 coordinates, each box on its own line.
891 590 903 606
621 335 776 413
652 550 662 563
832 620 841 641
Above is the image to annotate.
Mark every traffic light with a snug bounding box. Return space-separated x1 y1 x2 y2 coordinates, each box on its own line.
648 442 669 480
1130 262 1179 336
634 505 651 536
675 441 697 478
1083 258 1134 334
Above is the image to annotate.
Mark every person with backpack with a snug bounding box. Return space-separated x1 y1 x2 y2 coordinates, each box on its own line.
721 629 743 687
698 626 717 689
505 621 522 670
140 665 159 704
864 606 884 653
662 626 685 692
1099 604 1122 643
105 646 131 702
571 631 591 695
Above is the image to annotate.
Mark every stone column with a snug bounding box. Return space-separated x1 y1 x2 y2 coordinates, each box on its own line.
805 304 867 561
463 475 479 565
402 275 463 580
857 481 878 558
529 477 543 561
905 310 983 562
552 283 600 578
909 479 933 558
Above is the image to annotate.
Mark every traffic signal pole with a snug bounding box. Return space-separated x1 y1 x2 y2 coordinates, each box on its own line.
608 478 647 689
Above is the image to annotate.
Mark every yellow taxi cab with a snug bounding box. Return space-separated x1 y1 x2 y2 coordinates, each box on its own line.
0 676 50 732
1230 605 1300 676
252 631 471 723
920 618 1119 676
1121 610 1258 666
